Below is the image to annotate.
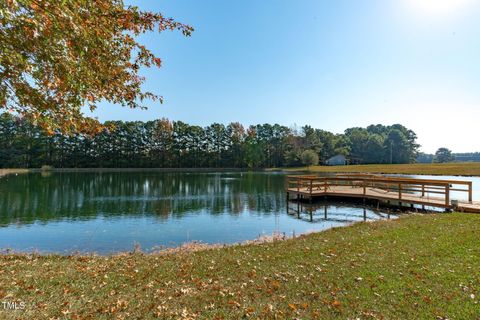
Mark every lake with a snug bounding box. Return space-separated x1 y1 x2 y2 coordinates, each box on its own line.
1 171 471 254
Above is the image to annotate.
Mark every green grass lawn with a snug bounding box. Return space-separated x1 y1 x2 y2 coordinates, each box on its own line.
0 213 478 319
275 162 480 176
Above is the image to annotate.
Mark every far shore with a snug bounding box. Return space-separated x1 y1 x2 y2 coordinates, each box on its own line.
0 167 249 177
2 162 480 177
269 162 480 177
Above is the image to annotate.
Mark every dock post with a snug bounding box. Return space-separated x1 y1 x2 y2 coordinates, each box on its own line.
445 184 450 208
363 180 367 204
309 179 313 204
468 182 473 203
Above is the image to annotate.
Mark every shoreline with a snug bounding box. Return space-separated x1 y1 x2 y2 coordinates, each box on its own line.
0 214 404 257
0 228 329 257
2 162 480 177
0 231 295 257
0 167 253 177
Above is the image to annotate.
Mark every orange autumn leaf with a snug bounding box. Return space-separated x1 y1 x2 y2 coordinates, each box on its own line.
1 0 193 135
332 300 341 307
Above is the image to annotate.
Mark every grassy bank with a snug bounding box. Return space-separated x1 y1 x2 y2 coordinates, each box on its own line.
274 162 480 176
1 214 478 319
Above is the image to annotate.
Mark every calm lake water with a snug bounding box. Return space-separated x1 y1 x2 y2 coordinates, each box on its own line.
0 171 475 254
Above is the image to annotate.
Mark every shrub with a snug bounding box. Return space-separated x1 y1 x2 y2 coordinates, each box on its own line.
300 150 319 167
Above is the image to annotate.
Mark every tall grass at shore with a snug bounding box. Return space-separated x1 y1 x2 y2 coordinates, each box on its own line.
0 169 30 178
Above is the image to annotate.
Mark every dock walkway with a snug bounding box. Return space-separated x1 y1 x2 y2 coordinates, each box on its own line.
286 174 480 213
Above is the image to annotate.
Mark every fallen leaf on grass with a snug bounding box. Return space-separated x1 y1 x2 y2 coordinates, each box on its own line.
331 300 341 308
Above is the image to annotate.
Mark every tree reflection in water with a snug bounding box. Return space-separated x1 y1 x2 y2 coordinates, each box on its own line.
0 172 287 226
0 172 396 253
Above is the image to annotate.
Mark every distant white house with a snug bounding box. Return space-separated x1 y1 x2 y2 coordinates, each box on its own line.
326 154 347 166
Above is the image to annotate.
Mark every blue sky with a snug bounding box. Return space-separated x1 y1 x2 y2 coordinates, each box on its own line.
86 0 480 153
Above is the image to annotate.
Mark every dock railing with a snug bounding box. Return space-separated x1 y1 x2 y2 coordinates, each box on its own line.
286 175 473 208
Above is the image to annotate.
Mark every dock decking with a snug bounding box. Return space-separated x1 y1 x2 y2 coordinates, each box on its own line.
286 174 480 213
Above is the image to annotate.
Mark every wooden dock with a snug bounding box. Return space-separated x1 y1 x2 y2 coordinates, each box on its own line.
286 174 480 213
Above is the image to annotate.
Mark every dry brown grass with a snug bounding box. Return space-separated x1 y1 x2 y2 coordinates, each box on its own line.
277 162 480 176
0 169 30 178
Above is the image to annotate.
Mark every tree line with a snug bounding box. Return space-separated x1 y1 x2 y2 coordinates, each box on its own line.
0 113 419 168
